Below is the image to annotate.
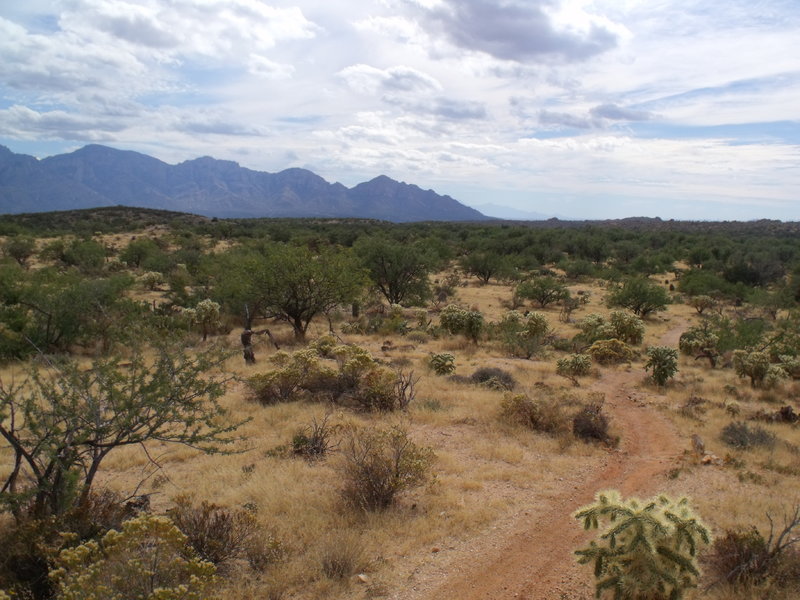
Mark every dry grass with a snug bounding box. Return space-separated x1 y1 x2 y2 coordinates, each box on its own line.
4 268 800 599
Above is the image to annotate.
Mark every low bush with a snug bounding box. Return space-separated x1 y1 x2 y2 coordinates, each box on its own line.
720 422 777 450
50 515 217 600
471 367 517 390
587 338 634 365
705 507 800 591
499 393 569 435
169 495 260 569
572 404 613 444
318 530 366 580
339 425 434 511
291 415 338 459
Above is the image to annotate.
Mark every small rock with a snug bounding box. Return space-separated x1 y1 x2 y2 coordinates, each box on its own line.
431 547 440 553
356 574 369 584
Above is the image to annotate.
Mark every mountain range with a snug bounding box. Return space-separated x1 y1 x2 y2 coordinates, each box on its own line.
0 144 487 222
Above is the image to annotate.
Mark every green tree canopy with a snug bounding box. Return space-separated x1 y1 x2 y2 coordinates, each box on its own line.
607 277 670 317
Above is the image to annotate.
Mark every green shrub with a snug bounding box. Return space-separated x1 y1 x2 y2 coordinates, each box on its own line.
588 338 634 365
428 352 456 375
574 491 711 600
50 515 217 600
339 425 434 511
556 354 592 385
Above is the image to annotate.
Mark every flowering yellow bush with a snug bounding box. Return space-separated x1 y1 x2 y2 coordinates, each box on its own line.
50 515 217 600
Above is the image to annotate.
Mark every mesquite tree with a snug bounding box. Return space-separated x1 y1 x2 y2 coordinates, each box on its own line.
0 346 246 520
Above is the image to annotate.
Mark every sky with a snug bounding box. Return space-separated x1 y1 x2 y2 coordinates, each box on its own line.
1 0 799 221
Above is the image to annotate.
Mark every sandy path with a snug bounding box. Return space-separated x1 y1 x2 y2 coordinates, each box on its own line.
415 323 688 600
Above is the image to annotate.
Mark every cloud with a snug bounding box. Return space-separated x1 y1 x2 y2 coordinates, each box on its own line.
384 95 487 120
538 109 595 130
248 54 295 80
338 64 442 95
590 103 653 122
410 0 620 62
0 105 125 140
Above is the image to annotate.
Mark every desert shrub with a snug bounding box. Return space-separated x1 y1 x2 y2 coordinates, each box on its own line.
50 515 217 600
308 334 337 357
246 344 414 411
291 415 338 459
706 508 800 590
246 350 329 405
470 366 517 390
339 425 434 511
428 352 456 375
645 346 679 386
495 310 551 358
588 338 634 365
0 490 133 599
499 393 569 435
138 270 164 290
720 422 777 449
168 495 262 569
406 330 430 344
556 353 592 385
439 304 484 343
574 491 711 600
317 531 366 580
706 527 771 585
572 404 612 444
688 294 716 314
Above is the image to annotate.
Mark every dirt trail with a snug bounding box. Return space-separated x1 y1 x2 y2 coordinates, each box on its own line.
416 322 688 600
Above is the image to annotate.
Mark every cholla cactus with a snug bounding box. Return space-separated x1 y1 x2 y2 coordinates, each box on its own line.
184 298 221 341
645 346 679 387
440 304 484 343
732 350 771 387
556 353 592 385
575 491 711 600
428 352 456 375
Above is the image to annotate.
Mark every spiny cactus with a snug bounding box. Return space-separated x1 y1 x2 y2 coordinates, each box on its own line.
574 490 711 600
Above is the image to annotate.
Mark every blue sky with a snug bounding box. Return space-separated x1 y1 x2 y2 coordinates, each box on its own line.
1 0 798 220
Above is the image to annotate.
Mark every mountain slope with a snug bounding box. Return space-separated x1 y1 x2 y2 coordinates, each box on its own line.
0 145 486 222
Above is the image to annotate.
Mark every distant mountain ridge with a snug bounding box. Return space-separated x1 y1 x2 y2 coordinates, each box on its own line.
0 144 487 222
